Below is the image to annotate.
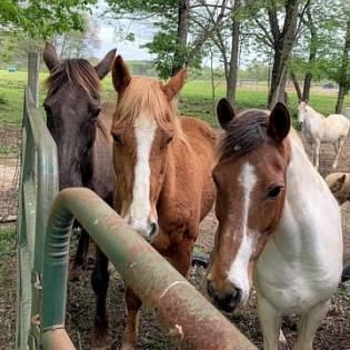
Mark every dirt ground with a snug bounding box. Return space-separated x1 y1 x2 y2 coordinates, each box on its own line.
1 129 350 349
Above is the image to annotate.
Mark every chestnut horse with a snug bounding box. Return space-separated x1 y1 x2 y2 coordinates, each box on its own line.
42 43 117 348
207 99 343 350
110 56 217 349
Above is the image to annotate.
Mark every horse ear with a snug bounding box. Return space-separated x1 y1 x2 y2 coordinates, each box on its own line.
162 69 187 101
95 48 117 80
111 55 131 93
216 98 235 129
43 42 60 72
335 174 346 190
268 102 291 143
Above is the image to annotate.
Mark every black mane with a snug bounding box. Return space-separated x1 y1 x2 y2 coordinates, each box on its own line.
45 59 101 96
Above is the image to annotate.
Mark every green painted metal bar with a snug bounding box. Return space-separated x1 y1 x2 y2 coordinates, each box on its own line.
16 86 59 350
41 187 257 350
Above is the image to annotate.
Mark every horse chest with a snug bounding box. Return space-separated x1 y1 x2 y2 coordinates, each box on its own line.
254 197 342 313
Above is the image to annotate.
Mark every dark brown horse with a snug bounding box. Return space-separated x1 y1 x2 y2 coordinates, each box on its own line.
42 42 116 348
110 56 218 350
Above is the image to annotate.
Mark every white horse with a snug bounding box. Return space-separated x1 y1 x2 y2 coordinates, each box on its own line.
297 101 350 171
207 99 343 350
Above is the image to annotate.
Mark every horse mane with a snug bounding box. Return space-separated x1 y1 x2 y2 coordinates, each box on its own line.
220 109 271 158
114 76 183 137
44 59 101 96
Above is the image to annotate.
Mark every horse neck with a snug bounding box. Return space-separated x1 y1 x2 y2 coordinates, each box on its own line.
274 136 340 253
306 106 325 121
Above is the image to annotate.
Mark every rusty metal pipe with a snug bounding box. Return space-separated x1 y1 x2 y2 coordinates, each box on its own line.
41 187 257 349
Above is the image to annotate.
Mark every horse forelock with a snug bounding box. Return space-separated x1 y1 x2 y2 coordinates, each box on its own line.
220 110 270 159
114 76 184 138
45 59 101 96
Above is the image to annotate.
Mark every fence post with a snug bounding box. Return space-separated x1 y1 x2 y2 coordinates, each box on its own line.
27 52 39 108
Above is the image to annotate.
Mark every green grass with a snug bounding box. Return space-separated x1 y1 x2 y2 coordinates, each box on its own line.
0 224 16 267
0 69 349 129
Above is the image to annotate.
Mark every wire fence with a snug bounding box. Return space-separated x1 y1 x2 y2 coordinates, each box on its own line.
0 122 21 223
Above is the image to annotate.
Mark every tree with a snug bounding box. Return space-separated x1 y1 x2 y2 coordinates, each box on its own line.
243 0 310 108
334 19 350 113
106 0 228 77
51 14 101 58
289 0 339 102
0 0 97 38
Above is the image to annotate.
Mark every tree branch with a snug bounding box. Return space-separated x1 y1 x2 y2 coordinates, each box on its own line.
187 0 229 65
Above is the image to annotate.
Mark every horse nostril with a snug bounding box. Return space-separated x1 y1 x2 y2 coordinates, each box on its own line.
207 284 243 313
149 222 159 238
231 287 242 303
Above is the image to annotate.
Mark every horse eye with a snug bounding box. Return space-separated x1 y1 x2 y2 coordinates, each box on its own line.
90 105 101 119
267 185 284 199
43 101 51 113
112 133 123 146
166 135 173 144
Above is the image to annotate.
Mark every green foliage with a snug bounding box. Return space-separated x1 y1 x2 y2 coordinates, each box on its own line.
290 0 350 95
106 0 205 78
0 0 98 38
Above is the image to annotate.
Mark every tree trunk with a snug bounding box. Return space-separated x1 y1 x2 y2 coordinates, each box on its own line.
270 67 288 108
336 86 347 114
268 46 283 107
267 0 300 108
210 49 216 115
301 5 316 102
335 19 350 114
302 72 312 101
290 70 302 101
226 0 241 104
172 0 190 76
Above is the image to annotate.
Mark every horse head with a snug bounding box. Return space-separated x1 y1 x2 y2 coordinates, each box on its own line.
42 42 116 189
111 55 187 241
207 99 291 312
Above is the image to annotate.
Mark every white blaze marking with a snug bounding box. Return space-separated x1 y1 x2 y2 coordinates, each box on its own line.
129 112 157 231
228 162 257 302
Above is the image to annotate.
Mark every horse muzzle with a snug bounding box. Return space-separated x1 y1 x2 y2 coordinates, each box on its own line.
207 280 242 313
128 218 159 242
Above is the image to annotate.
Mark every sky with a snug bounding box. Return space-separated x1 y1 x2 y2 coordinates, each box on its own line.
93 0 156 61
97 25 154 60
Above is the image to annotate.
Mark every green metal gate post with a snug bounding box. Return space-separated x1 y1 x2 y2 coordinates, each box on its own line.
16 87 59 350
40 188 257 350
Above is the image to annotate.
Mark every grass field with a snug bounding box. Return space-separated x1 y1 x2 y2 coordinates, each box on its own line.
0 69 349 128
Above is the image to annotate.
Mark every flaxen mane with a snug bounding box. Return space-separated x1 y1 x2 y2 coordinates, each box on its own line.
114 76 183 137
220 110 271 158
44 59 101 96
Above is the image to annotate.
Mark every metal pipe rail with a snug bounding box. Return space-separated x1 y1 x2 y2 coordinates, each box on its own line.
41 188 257 350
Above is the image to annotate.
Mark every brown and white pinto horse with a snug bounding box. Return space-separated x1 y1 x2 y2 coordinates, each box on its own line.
110 56 217 349
207 99 343 350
